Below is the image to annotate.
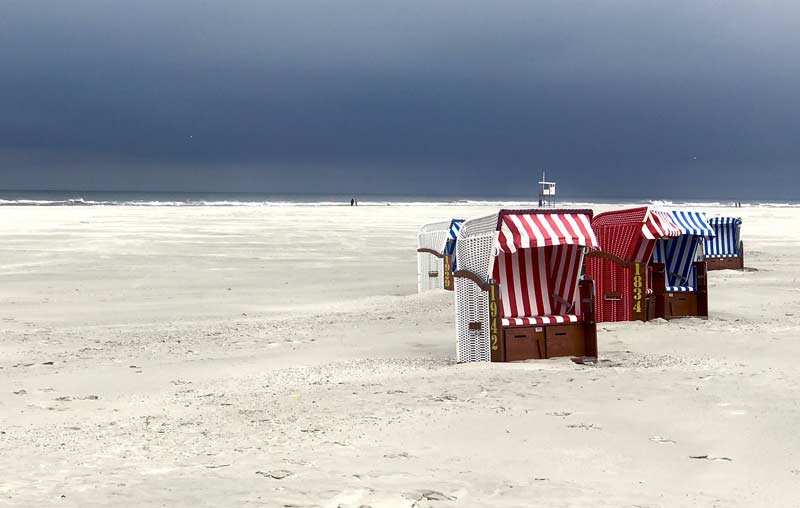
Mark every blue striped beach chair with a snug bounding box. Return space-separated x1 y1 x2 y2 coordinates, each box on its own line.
650 210 715 319
417 219 464 292
704 217 744 270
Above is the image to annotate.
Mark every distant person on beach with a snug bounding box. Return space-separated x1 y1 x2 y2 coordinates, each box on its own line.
350 198 354 206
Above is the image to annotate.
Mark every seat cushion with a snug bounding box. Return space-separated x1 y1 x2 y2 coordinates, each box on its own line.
502 314 581 327
666 286 694 292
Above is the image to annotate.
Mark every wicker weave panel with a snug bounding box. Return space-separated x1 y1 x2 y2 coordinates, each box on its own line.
458 213 500 243
455 275 490 362
417 252 443 292
417 223 451 252
454 230 496 362
417 220 452 293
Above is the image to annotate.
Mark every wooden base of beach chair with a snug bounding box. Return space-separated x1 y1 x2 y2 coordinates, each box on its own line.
651 261 709 320
655 292 698 319
501 322 595 361
646 295 656 320
494 279 598 362
706 250 744 271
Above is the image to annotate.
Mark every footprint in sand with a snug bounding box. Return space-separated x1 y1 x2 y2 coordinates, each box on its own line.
255 469 293 480
649 436 676 444
566 423 601 431
689 455 732 462
384 452 411 459
404 490 456 503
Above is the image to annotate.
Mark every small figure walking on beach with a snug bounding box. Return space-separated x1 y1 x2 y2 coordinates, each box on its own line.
350 198 355 206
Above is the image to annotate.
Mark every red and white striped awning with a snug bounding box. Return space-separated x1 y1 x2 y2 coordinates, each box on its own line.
642 210 682 240
496 212 599 253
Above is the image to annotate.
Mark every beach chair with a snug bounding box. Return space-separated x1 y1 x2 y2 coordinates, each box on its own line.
704 217 744 270
650 210 715 319
587 208 714 321
453 209 599 362
585 207 682 322
417 219 464 292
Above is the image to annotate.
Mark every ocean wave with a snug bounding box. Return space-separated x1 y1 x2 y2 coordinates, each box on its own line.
0 198 99 206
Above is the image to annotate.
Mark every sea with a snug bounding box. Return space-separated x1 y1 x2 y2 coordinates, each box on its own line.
0 190 797 208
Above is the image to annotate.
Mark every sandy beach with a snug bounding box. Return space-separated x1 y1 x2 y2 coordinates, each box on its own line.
1 203 799 507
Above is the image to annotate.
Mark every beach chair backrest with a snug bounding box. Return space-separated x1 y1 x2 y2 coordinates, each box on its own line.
492 245 585 317
490 210 597 317
652 235 703 288
651 210 714 289
587 207 685 322
705 217 742 258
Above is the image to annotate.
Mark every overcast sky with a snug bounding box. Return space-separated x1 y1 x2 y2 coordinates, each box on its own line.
1 1 798 198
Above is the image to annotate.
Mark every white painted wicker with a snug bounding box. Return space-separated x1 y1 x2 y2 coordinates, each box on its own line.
416 220 452 292
454 213 499 362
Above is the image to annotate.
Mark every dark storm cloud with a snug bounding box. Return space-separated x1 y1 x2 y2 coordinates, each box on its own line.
1 1 799 197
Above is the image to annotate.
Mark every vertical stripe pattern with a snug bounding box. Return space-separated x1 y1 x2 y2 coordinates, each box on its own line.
652 236 702 290
704 217 742 258
492 245 584 322
587 207 686 322
667 210 716 237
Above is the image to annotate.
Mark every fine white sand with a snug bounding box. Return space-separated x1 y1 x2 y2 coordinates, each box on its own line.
1 204 799 507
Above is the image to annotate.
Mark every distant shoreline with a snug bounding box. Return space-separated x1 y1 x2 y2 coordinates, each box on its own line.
0 196 797 208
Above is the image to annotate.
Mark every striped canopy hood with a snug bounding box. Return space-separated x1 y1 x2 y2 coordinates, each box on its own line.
662 210 716 238
591 206 682 263
493 209 599 254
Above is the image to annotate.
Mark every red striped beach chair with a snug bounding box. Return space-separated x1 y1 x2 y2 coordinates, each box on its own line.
453 209 599 362
586 207 712 321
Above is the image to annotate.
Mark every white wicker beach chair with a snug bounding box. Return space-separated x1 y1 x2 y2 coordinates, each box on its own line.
417 219 463 292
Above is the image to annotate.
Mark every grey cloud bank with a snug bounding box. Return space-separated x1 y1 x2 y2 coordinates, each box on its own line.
1 1 798 198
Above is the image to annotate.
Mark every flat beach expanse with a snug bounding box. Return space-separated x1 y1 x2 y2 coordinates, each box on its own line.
1 204 799 507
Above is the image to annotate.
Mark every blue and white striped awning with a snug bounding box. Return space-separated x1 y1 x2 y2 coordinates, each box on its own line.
705 216 742 258
708 216 742 227
448 219 464 240
444 219 465 256
667 210 715 238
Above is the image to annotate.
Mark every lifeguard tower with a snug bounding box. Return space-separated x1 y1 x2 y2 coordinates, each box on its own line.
538 172 556 207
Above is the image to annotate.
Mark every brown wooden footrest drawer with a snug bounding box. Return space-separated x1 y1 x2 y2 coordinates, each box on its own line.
666 292 697 318
545 324 586 358
503 327 545 361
